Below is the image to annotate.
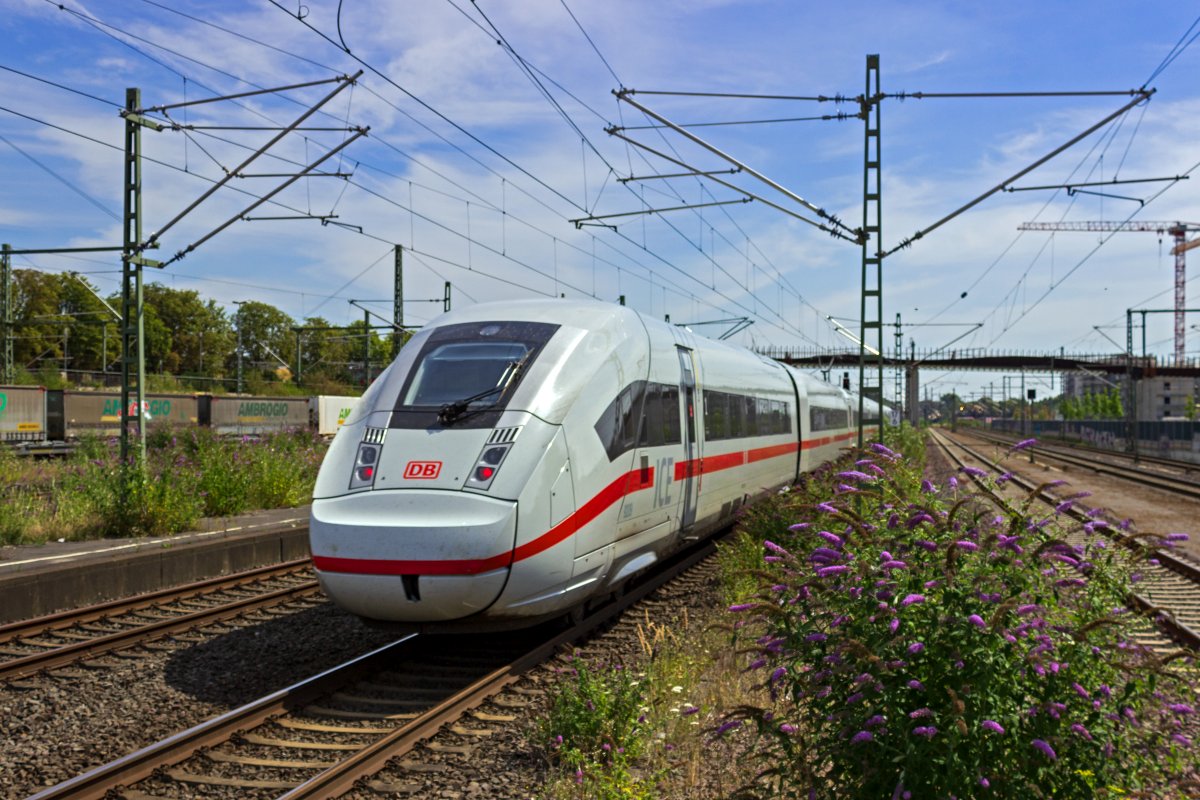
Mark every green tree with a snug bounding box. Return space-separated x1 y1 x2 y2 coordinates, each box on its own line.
228 301 297 389
1185 395 1196 421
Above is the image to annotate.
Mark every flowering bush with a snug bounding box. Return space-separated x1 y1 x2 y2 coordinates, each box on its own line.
537 658 656 800
726 429 1198 798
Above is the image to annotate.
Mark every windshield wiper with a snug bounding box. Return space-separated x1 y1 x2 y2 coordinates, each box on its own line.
437 353 532 426
437 384 506 425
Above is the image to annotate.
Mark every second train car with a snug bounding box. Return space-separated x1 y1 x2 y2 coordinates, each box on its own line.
310 298 879 631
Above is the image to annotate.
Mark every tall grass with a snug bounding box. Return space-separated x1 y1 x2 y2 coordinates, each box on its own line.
0 425 327 544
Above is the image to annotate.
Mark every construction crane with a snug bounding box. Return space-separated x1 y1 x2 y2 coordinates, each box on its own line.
1017 221 1200 360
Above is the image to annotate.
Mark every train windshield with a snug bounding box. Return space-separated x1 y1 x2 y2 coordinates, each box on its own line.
403 342 530 406
390 320 559 428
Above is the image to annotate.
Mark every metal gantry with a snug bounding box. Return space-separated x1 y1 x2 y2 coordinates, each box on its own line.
857 55 885 446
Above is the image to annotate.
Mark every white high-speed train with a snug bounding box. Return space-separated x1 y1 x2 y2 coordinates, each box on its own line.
310 299 879 630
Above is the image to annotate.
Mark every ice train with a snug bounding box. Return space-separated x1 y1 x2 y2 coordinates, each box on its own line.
310 299 879 630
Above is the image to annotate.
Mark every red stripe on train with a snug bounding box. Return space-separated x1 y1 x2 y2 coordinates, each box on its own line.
313 467 655 577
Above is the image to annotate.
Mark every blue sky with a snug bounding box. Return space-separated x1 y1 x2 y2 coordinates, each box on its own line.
2 1 1198 401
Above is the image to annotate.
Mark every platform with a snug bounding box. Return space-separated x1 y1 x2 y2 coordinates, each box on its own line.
0 507 311 624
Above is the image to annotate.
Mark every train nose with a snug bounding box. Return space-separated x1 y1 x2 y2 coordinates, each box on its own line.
310 489 517 622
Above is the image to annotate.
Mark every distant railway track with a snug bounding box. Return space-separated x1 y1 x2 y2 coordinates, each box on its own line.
26 534 720 800
930 429 1200 651
0 559 320 682
962 427 1200 498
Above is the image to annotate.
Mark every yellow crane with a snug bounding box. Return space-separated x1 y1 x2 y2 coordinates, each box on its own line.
1018 220 1200 360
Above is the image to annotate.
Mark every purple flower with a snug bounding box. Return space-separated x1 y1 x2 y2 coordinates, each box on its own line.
1166 532 1189 542
1168 703 1195 715
881 560 908 570
870 442 899 459
960 465 986 477
1070 723 1093 741
817 530 844 547
714 721 742 736
954 540 979 552
846 692 864 704
920 480 935 493
1170 733 1192 747
851 730 874 744
981 720 1005 734
900 594 926 607
911 726 938 738
779 723 797 734
889 618 900 633
967 614 986 628
907 642 925 654
948 476 959 489
837 470 876 482
728 603 756 612
979 777 991 788
907 679 925 690
817 565 849 577
810 547 844 562
866 715 886 727
908 708 933 719
1016 604 1040 616
1010 438 1037 452
1031 739 1057 760
805 632 827 642
764 540 791 556
786 522 811 531
817 502 839 514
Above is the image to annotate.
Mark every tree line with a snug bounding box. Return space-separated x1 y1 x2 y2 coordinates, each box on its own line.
6 270 399 394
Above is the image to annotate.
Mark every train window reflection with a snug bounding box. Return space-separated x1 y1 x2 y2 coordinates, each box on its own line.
402 342 530 406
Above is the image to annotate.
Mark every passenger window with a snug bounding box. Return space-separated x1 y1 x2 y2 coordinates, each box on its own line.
661 385 681 445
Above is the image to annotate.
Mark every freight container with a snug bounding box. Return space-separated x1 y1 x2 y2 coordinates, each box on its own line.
208 395 309 436
0 385 47 441
309 395 360 436
63 391 200 438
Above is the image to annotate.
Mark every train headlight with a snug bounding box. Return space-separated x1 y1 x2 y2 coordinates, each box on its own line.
465 443 511 490
349 442 382 490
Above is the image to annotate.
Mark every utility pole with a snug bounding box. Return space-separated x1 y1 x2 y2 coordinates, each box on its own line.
393 245 404 355
443 281 452 312
857 54 884 447
120 88 164 468
363 306 371 386
1 244 11 385
894 312 903 425
234 301 246 394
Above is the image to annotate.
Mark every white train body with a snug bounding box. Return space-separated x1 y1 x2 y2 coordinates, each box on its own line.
310 299 878 630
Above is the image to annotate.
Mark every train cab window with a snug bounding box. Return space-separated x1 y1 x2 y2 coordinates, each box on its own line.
390 320 558 429
597 381 684 460
595 381 644 461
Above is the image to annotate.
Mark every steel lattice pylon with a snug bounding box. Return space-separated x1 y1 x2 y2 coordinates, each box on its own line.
857 54 885 445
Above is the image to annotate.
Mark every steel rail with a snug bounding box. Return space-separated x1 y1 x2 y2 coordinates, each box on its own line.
0 558 312 641
963 428 1200 500
24 636 419 800
1 574 320 682
280 538 719 799
27 534 720 800
931 429 1200 649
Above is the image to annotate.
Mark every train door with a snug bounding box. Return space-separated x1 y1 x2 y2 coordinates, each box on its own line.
676 346 699 534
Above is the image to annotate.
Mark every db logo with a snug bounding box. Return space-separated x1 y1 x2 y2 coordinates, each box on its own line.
404 461 442 479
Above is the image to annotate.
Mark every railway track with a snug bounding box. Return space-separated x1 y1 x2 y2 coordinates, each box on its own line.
25 536 720 800
930 429 1200 651
0 559 321 683
964 427 1200 500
